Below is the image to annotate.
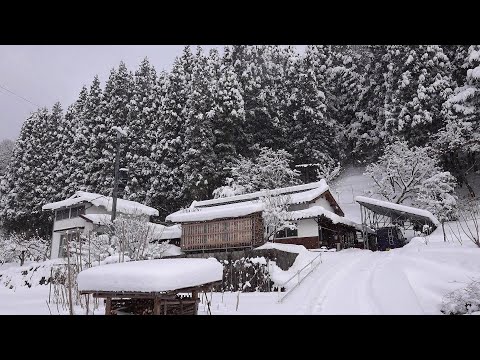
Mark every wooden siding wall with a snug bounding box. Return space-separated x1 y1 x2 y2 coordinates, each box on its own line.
181 213 264 251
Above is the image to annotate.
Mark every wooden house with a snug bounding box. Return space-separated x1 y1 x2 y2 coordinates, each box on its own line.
166 180 362 252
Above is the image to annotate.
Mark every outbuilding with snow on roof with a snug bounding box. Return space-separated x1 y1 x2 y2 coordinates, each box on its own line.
355 196 440 250
42 191 179 259
77 258 223 315
166 180 364 251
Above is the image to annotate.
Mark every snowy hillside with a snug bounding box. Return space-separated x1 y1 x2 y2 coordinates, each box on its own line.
330 165 373 223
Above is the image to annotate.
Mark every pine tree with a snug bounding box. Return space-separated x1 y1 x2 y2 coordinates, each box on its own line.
437 45 480 197
91 62 133 196
286 48 339 181
383 45 454 146
0 139 14 177
124 57 159 203
181 47 217 201
0 105 64 237
212 50 246 185
154 46 195 216
346 45 390 160
82 75 104 192
58 86 89 197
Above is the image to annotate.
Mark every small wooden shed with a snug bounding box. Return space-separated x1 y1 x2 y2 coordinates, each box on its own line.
77 258 223 315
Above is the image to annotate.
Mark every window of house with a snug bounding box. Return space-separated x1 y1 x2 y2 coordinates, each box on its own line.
56 208 70 221
70 205 85 218
276 226 298 238
59 234 67 257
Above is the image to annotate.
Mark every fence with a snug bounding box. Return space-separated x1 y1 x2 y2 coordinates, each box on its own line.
277 252 323 303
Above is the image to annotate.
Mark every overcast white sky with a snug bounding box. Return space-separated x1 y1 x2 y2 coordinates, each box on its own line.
0 45 308 142
0 45 223 141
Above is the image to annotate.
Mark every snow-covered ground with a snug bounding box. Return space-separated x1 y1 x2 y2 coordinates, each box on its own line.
330 165 373 223
2 226 478 315
1 166 478 315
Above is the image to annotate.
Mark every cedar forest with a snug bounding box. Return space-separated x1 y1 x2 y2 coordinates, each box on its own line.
0 45 479 240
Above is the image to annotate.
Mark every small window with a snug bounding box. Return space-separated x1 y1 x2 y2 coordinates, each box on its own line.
276 227 298 238
56 209 70 221
70 205 85 218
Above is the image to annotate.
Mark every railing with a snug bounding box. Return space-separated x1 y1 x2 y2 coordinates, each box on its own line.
277 252 323 303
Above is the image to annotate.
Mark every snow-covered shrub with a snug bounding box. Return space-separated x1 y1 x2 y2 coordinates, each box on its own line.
441 279 480 315
261 192 295 242
453 198 480 248
0 233 48 265
216 257 273 292
365 141 457 213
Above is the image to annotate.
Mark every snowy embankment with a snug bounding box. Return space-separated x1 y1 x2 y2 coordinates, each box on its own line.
255 242 321 288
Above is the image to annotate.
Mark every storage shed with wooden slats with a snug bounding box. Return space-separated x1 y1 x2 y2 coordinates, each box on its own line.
77 258 223 315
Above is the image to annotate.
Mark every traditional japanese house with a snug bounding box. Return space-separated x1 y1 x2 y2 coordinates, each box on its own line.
166 180 363 252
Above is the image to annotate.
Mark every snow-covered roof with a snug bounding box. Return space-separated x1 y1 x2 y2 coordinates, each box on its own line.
77 258 223 293
193 180 329 208
166 201 264 223
355 196 440 227
166 180 332 223
42 191 159 217
80 214 111 226
288 205 363 230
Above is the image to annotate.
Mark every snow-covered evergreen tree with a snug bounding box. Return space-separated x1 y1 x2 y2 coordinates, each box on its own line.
212 50 246 185
0 105 64 237
181 47 217 201
436 45 480 197
383 45 454 146
0 139 14 177
57 87 89 198
123 58 159 203
153 47 195 215
286 47 339 179
92 62 133 196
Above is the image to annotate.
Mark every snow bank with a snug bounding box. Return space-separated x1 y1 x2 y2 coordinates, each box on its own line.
43 191 159 217
355 196 439 226
77 258 223 293
161 244 182 257
255 242 308 254
0 259 66 290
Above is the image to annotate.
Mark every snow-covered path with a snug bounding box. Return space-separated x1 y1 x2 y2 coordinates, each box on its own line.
274 242 480 315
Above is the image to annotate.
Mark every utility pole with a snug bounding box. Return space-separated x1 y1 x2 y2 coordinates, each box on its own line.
111 130 122 223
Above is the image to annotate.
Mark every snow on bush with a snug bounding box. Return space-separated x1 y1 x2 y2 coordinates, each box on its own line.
0 233 49 266
441 279 480 315
365 141 457 219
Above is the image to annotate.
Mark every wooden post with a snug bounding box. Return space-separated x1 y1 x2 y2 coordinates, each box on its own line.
105 297 112 315
180 298 184 315
66 232 74 315
153 297 161 315
164 300 167 315
192 290 198 315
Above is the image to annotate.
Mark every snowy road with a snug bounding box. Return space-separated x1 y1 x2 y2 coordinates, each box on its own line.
275 243 480 315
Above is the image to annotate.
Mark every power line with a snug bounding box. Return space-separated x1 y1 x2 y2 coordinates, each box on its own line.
0 83 40 108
